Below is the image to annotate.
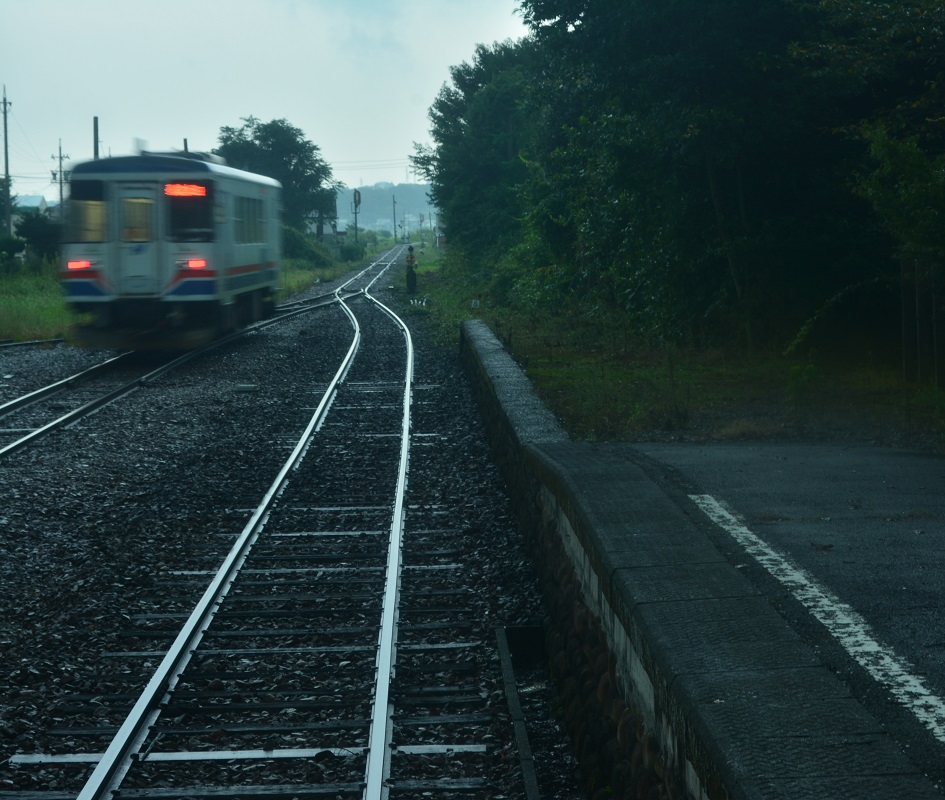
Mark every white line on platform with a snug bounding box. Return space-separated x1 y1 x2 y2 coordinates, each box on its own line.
690 493 945 745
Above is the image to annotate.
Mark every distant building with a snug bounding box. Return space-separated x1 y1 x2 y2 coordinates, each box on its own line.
16 195 48 212
13 195 59 227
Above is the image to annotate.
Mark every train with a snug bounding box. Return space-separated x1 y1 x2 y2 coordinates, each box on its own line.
60 151 282 350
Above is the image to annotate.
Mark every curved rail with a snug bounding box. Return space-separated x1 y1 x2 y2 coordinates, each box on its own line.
0 338 65 348
0 252 402 461
75 290 366 800
0 352 129 420
361 260 415 800
74 249 411 800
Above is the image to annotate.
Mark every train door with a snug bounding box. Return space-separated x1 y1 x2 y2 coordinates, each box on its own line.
117 185 161 294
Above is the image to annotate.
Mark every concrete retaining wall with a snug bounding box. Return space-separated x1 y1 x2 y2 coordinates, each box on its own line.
459 319 713 800
459 319 942 800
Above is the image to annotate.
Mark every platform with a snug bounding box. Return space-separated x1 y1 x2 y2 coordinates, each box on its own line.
459 319 942 800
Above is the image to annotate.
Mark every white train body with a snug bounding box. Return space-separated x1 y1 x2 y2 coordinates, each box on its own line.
61 152 282 349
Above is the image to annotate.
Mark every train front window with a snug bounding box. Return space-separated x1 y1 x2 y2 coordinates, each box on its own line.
167 181 214 242
121 198 154 242
65 180 106 243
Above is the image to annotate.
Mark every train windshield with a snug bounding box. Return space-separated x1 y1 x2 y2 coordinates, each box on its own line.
65 180 107 243
166 180 214 242
122 198 154 242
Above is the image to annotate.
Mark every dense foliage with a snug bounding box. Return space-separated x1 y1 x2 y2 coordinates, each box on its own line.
415 0 945 365
1 210 60 275
15 209 60 262
215 117 340 231
413 40 538 271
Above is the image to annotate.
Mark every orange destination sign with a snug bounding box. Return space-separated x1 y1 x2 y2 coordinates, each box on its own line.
164 183 207 197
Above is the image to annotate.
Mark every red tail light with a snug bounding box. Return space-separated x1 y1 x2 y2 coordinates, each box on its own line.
67 260 92 270
188 259 207 269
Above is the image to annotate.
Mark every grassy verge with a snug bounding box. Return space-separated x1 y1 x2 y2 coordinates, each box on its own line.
8 250 943 450
278 259 349 299
0 262 74 342
0 259 341 343
405 261 945 450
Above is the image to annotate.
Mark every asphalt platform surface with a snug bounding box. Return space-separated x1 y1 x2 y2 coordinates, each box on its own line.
460 319 943 800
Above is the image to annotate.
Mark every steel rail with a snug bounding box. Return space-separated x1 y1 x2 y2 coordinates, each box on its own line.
0 337 65 348
0 290 360 460
361 263 415 800
0 352 129 420
1 251 399 454
0 337 242 459
75 289 365 800
0 359 170 460
72 252 404 798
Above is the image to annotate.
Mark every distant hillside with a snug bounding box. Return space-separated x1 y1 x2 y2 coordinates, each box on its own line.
336 183 437 235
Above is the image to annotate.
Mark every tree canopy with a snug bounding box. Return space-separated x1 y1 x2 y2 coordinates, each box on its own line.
15 208 60 261
413 40 538 270
416 0 945 360
215 117 338 231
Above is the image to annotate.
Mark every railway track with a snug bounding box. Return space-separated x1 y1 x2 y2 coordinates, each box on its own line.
0 339 66 349
4 248 547 798
0 352 166 458
0 288 357 461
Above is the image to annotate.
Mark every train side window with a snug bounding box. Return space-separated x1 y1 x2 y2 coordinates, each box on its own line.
167 181 214 242
257 198 266 243
65 180 107 243
233 196 243 241
235 196 264 244
121 198 153 242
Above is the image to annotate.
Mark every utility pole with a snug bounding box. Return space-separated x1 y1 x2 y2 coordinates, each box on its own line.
51 140 70 218
353 188 361 244
2 85 11 236
392 195 396 243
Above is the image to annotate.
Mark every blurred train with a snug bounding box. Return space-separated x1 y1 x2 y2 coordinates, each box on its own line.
60 151 282 349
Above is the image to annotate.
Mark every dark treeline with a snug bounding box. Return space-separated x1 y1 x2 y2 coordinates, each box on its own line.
413 0 945 371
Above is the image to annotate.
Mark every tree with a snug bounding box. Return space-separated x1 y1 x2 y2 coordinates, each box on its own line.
0 236 25 274
515 0 892 344
416 0 943 352
412 39 538 274
15 208 60 262
787 0 945 376
215 117 339 231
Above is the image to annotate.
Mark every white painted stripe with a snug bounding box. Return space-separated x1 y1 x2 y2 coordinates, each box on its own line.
690 493 945 744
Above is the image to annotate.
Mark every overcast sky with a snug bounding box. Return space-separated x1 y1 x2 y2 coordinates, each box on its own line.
1 0 528 202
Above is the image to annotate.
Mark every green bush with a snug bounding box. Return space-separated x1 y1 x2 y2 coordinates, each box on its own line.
282 225 333 268
340 242 366 262
0 237 25 275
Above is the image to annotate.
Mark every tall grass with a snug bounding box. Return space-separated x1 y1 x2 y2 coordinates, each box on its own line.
0 260 73 342
400 255 945 447
278 259 349 299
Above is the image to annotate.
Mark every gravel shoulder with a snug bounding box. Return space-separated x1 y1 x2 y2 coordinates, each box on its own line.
0 281 585 798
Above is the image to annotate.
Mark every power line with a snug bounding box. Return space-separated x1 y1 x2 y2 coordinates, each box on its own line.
332 163 410 174
2 85 12 236
51 140 70 211
9 105 48 168
332 157 410 166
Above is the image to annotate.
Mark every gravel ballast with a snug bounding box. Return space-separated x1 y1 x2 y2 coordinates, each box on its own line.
0 280 585 798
